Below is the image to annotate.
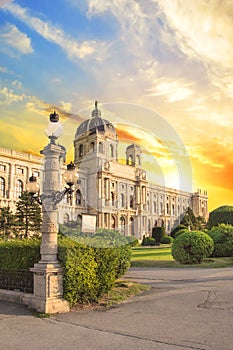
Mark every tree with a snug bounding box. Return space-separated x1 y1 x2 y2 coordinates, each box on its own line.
208 205 233 229
180 207 205 231
0 206 16 238
15 191 42 238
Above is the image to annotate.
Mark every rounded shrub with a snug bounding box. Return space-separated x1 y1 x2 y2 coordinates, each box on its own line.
172 231 214 264
208 224 233 257
174 229 188 238
160 236 174 244
171 224 187 238
208 205 233 229
142 236 156 246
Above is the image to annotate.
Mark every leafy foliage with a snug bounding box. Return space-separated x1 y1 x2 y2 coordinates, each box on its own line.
152 226 165 243
208 206 233 229
0 239 40 269
180 207 206 231
172 231 214 264
171 224 187 238
142 236 156 246
0 206 17 239
160 235 174 244
0 230 132 306
208 224 233 257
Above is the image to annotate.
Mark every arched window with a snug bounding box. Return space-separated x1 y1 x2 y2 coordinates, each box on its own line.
64 213 69 224
148 219 151 231
99 142 103 153
111 215 116 229
167 220 170 231
128 155 133 166
76 189 81 205
153 201 157 213
120 216 126 236
90 142 94 152
130 217 134 235
0 177 5 197
130 195 134 208
172 204 175 215
121 193 125 207
111 192 114 206
79 144 83 157
15 179 23 198
109 144 114 157
136 155 140 165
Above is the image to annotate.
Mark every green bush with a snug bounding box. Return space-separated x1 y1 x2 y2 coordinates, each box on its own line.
174 229 188 238
142 236 156 246
160 236 174 244
172 231 214 264
0 231 132 306
171 224 188 238
0 239 40 269
152 226 165 243
208 224 233 257
208 224 233 244
208 206 233 229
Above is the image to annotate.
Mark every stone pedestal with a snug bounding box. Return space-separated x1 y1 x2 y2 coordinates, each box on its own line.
30 263 69 314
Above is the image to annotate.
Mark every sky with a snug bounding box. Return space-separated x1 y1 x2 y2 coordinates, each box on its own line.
0 0 233 212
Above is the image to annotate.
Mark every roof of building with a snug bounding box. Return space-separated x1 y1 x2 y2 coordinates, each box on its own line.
75 101 117 139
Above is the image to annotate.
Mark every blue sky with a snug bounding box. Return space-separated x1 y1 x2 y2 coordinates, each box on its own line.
0 0 233 210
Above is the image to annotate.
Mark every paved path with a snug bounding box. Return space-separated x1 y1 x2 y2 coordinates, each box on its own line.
0 267 233 350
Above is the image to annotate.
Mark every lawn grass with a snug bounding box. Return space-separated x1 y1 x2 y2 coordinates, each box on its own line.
131 246 233 268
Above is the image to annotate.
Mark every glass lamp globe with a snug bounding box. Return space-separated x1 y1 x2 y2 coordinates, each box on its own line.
63 162 79 187
26 176 40 195
45 121 63 139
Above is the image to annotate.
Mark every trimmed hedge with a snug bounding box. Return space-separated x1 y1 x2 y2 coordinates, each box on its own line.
160 236 174 244
142 236 156 246
152 226 165 243
172 231 214 264
0 232 132 306
0 239 40 269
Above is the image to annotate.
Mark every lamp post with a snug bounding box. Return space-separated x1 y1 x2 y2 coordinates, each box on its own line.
26 111 78 313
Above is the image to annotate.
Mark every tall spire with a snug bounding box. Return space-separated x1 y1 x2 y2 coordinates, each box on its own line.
91 100 101 118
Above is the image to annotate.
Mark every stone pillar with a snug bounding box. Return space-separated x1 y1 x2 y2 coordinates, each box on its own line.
30 141 69 314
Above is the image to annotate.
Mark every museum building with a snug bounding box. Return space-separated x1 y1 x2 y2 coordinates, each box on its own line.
0 103 208 238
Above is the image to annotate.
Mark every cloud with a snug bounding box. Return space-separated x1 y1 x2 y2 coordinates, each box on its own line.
0 86 26 105
0 23 33 55
146 78 194 102
156 0 233 68
3 2 106 61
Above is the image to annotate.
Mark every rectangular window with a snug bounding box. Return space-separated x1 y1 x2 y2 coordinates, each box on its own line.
33 171 40 177
0 164 6 171
17 168 24 175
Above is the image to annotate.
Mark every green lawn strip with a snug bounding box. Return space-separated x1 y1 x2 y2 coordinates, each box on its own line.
131 247 233 268
132 247 173 261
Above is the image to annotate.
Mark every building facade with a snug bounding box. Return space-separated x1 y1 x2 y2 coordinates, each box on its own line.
0 104 208 239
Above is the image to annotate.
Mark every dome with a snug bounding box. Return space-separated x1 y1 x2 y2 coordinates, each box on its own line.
75 101 117 139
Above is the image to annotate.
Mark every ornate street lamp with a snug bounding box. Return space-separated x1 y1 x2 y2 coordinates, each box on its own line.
27 161 78 207
26 111 78 313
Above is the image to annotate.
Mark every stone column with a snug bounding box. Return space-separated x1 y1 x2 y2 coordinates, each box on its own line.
30 141 69 314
